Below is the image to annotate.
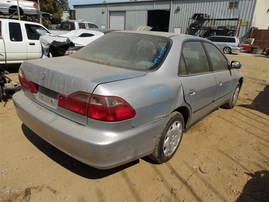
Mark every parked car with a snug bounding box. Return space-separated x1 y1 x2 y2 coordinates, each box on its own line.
207 35 240 54
13 31 243 169
50 20 99 35
0 18 51 66
40 29 115 57
240 38 259 53
63 29 116 55
0 0 38 16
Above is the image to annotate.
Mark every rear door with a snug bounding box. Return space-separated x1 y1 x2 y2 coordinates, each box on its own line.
179 41 217 114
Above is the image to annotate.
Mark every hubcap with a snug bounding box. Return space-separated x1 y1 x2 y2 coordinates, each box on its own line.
224 47 230 54
163 121 182 157
232 86 240 106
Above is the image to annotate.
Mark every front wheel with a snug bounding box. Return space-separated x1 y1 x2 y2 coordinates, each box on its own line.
223 83 241 109
150 112 184 163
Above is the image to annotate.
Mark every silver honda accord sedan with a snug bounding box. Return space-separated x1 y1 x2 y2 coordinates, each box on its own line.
13 31 243 169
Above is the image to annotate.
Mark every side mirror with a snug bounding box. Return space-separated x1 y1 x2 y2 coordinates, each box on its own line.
230 61 241 69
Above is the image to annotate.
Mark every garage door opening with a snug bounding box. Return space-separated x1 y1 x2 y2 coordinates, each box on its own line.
147 10 170 32
110 11 126 30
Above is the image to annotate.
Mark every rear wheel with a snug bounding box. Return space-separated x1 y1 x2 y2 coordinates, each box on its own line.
150 112 184 163
223 47 231 54
9 6 23 16
223 83 240 109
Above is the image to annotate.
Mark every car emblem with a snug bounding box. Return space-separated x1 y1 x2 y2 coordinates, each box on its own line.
41 73 46 80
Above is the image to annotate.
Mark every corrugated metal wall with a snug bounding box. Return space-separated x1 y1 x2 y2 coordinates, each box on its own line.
126 11 147 30
74 0 257 37
75 5 108 28
170 0 256 36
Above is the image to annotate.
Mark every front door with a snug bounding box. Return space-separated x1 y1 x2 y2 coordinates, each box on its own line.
24 23 49 60
203 42 234 101
5 22 27 63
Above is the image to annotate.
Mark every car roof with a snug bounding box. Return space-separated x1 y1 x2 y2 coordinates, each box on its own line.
208 35 238 38
0 18 44 26
62 19 96 24
86 28 117 34
116 30 200 40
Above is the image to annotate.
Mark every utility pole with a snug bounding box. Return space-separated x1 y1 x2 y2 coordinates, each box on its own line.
37 0 42 24
16 0 21 20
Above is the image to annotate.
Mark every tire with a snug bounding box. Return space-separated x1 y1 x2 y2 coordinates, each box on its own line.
9 7 23 16
223 83 241 109
150 112 184 163
223 47 231 54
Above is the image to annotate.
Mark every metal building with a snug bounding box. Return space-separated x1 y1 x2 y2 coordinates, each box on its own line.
74 0 262 37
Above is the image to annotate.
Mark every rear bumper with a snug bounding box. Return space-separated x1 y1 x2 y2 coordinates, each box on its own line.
13 91 164 169
21 8 39 15
232 47 240 53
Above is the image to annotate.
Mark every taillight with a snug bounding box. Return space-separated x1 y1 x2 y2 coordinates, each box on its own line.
64 50 77 56
58 92 136 122
88 94 136 122
18 68 38 94
58 92 90 116
33 2 37 8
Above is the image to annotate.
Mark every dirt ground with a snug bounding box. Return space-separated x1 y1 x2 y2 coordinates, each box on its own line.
0 53 268 202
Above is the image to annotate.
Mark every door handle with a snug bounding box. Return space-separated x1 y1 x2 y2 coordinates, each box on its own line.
189 91 196 96
218 82 223 86
29 42 35 45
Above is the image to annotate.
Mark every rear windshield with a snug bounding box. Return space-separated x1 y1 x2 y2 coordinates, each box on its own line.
71 32 171 71
59 22 75 30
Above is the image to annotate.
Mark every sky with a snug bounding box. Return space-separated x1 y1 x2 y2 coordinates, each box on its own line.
68 0 127 9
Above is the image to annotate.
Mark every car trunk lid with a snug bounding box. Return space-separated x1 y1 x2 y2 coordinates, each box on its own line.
21 56 146 125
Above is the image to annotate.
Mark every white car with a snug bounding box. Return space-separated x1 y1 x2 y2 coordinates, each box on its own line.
207 36 240 54
50 20 99 36
40 29 115 56
60 29 104 47
0 0 38 16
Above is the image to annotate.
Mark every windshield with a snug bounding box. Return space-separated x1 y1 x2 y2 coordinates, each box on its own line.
71 32 171 71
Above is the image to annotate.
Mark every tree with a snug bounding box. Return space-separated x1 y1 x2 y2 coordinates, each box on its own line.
37 0 69 23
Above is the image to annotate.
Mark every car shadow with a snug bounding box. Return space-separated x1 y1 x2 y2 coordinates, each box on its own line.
21 124 139 179
236 170 269 202
0 64 20 73
239 85 269 116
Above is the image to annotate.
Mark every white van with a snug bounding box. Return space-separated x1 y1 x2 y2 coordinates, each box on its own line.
0 18 51 66
207 36 240 54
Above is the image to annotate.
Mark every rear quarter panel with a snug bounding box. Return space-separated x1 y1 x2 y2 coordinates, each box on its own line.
93 38 187 127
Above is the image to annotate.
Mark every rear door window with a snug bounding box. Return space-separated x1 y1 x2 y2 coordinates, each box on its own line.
60 22 75 30
226 38 236 43
9 22 22 42
180 41 210 74
78 22 86 29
